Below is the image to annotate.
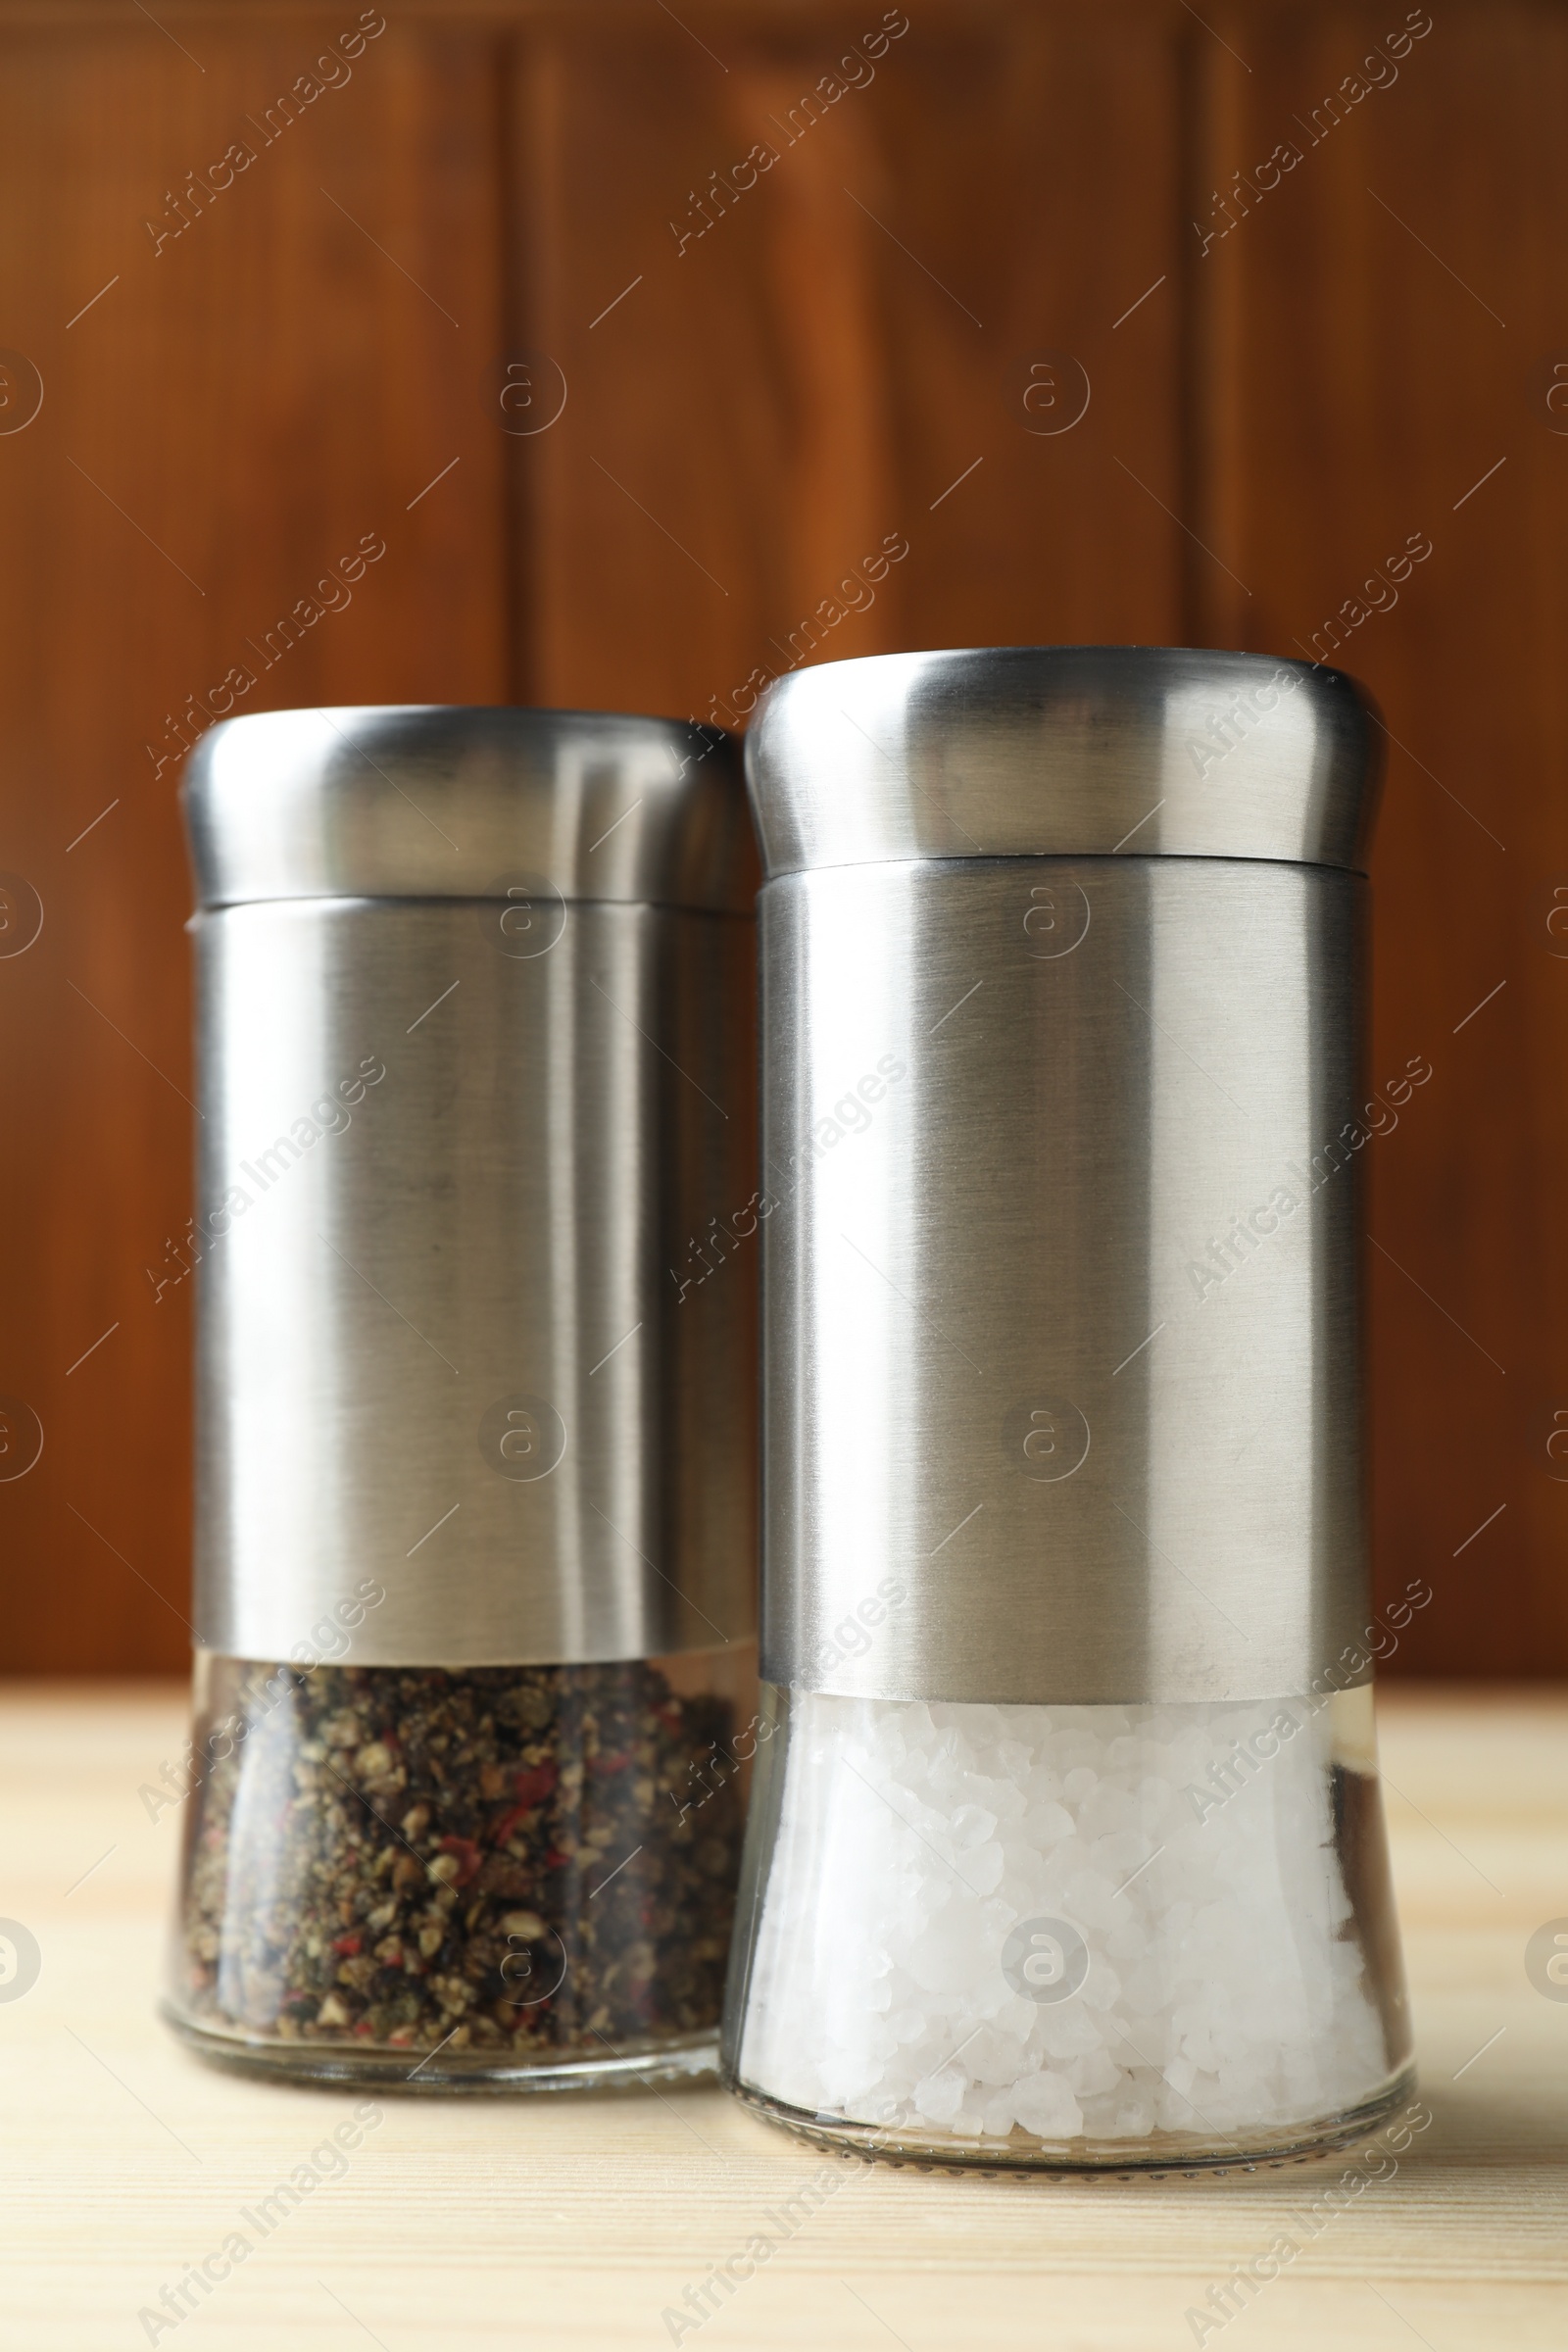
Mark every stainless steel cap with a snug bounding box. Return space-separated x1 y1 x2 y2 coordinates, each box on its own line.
184 705 757 911
184 706 759 1670
746 646 1382 878
749 646 1383 1707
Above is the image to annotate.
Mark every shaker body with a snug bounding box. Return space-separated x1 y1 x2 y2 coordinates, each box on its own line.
190 896 754 1668
723 648 1413 2166
754 855 1367 1706
168 707 759 2088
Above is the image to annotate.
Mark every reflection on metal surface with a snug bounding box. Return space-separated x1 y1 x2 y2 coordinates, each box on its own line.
748 648 1381 1706
186 709 759 1667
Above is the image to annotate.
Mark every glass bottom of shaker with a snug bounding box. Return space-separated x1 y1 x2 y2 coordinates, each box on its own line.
163 2005 719 2095
168 1649 755 2089
722 1685 1414 2171
727 2061 1417 2174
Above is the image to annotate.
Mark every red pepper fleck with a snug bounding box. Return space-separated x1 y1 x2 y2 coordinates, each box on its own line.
545 1848 571 1871
593 1751 631 1775
436 1835 483 1887
332 1933 364 1957
512 1761 559 1809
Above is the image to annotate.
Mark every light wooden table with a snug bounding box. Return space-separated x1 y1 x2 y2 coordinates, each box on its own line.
2 1684 1564 2351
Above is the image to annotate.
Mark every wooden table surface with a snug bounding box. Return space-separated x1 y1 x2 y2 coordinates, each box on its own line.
2 1683 1564 2351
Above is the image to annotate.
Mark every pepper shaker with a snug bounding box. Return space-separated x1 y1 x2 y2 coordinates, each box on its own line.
167 705 759 2090
722 647 1413 2167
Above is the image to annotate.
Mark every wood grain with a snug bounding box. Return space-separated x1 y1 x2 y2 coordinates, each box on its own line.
0 20 510 1668
0 1683 1562 2349
512 5 1183 719
0 0 1563 1674
1183 4 1568 1671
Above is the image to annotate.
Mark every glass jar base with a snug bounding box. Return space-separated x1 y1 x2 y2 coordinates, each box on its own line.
726 2064 1417 2176
164 2005 719 2096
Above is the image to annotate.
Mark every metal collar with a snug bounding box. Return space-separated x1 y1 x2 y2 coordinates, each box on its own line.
745 647 1382 879
183 706 758 913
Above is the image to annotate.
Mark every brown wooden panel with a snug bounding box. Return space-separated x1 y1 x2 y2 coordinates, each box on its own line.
509 4 1185 719
0 20 509 1670
1187 3 1568 1671
2 0 1565 1681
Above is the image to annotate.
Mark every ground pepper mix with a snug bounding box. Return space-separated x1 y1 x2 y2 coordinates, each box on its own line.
174 1658 745 2065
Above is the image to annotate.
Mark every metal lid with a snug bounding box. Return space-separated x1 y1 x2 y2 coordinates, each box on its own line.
183 706 758 913
745 646 1383 878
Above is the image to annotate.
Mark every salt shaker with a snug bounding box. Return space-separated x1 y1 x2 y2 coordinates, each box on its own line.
167 706 759 2089
722 647 1414 2168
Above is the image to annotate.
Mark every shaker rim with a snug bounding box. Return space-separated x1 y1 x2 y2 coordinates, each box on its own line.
182 704 758 914
744 644 1383 880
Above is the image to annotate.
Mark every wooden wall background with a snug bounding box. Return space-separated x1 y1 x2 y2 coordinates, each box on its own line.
0 0 1562 1675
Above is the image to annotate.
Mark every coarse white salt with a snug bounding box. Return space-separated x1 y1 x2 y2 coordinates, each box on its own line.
733 1693 1397 2149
